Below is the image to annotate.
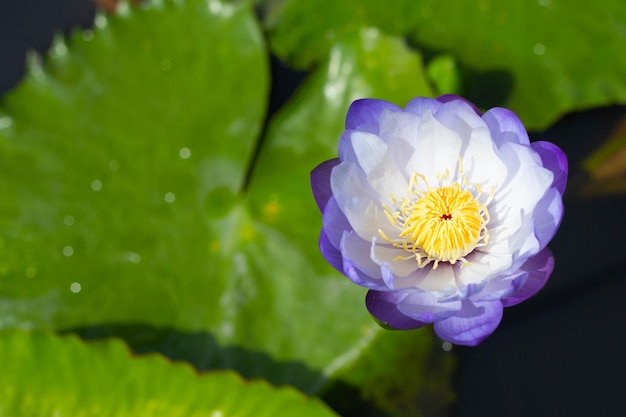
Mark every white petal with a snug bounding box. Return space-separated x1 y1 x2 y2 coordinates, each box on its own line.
496 142 544 190
406 110 463 183
414 263 457 295
486 175 547 261
378 110 420 145
381 265 422 290
344 198 398 242
458 251 513 286
397 290 462 322
484 211 540 267
331 162 395 240
331 161 377 200
434 100 486 140
375 258 456 293
378 110 418 171
492 165 553 230
508 214 541 265
341 231 383 280
371 241 418 277
371 159 410 204
460 126 508 189
344 131 409 201
472 270 526 302
349 131 388 174
482 215 520 255
484 142 552 258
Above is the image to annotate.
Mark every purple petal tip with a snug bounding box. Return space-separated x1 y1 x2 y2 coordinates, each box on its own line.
366 290 427 330
310 158 340 212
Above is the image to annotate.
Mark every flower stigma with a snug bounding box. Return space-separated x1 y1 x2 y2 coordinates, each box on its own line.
379 164 492 269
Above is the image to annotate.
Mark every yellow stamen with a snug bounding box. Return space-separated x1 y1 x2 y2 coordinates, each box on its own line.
402 184 488 262
381 170 491 269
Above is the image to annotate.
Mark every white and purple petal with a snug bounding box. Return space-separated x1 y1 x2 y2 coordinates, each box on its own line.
345 98 401 131
311 158 340 212
404 96 443 117
531 140 568 195
321 197 350 249
396 290 462 323
467 269 528 302
331 161 395 240
366 290 427 330
319 230 344 273
482 107 530 147
433 98 487 141
532 187 565 250
340 231 386 290
433 299 504 346
435 94 482 115
502 248 554 307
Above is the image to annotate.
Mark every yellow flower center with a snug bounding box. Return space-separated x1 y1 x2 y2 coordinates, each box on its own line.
380 172 491 269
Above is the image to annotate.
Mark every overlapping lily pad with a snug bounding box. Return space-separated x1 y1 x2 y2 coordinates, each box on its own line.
0 0 269 333
263 0 626 128
0 331 338 416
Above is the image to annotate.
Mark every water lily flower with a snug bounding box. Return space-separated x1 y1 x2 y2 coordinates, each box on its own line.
311 95 567 346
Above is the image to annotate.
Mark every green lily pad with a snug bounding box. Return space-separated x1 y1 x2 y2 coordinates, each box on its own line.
0 0 269 332
0 0 445 397
263 0 626 129
0 331 338 416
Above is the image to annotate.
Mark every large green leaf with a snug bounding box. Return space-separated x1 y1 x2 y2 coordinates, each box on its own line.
0 0 271 368
263 0 626 129
0 331 338 416
0 0 444 397
0 0 268 331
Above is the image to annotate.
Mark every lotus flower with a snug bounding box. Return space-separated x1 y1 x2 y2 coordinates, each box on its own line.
311 95 567 346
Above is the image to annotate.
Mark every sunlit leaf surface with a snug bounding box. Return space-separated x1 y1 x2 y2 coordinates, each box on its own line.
0 331 339 416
